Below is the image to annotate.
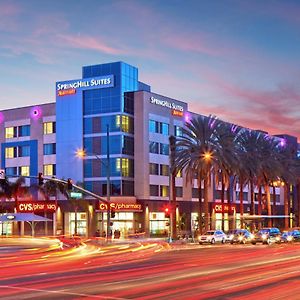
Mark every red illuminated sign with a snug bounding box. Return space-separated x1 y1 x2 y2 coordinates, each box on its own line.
57 88 76 96
16 201 57 213
213 203 235 213
172 109 183 117
96 202 142 212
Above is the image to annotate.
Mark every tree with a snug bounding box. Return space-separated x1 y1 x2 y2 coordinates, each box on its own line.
175 115 220 233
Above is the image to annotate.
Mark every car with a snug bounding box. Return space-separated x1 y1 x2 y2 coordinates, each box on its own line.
227 229 253 244
281 229 300 243
198 230 226 244
251 228 282 245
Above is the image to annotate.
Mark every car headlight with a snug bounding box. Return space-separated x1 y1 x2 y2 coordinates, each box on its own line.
276 236 280 241
262 234 267 240
230 234 234 240
198 236 201 240
250 234 255 239
287 236 293 241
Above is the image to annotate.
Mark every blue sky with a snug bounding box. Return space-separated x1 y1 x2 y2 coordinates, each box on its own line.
1 0 300 139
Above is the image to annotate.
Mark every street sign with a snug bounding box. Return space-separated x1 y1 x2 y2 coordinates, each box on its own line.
70 192 83 199
0 169 5 179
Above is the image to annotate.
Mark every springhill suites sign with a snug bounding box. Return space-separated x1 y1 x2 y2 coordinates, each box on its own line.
150 96 184 116
56 75 114 96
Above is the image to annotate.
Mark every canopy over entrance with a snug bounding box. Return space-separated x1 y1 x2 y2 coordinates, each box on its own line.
0 213 52 236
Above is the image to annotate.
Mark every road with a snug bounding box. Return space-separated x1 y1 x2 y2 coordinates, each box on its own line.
0 237 300 299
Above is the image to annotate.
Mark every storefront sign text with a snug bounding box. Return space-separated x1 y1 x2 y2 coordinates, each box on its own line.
213 203 235 213
97 202 142 212
16 201 58 213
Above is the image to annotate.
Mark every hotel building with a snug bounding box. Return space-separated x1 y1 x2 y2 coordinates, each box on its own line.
0 61 298 237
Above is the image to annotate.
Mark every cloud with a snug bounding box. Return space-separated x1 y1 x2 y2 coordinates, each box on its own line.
57 34 124 55
189 74 300 140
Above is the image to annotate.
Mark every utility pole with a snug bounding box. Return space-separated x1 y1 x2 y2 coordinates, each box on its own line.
106 125 111 242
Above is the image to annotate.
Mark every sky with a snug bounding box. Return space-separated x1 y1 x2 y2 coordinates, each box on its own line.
1 0 300 139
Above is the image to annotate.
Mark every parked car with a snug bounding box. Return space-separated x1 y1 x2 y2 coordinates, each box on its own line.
198 230 226 244
228 229 253 244
251 228 281 245
281 229 300 243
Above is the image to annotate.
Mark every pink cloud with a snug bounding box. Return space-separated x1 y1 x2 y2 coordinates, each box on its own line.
189 73 300 140
57 34 124 55
163 34 233 57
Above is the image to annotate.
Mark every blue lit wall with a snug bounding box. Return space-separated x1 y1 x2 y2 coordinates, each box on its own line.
56 62 139 189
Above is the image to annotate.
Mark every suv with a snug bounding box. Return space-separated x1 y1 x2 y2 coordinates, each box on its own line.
228 229 253 244
252 228 281 245
198 230 226 244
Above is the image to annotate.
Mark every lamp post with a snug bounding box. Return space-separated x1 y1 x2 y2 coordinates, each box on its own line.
76 125 111 242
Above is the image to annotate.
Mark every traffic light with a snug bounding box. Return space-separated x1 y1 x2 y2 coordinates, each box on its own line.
67 178 73 191
111 208 116 218
164 207 170 218
38 173 44 186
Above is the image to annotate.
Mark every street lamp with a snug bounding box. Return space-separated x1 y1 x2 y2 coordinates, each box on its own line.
76 125 111 241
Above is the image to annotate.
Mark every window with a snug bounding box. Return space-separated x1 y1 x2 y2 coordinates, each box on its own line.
175 126 183 137
192 188 204 198
236 192 248 201
149 163 159 175
5 167 17 176
160 122 169 135
43 164 56 176
116 115 133 133
176 187 183 197
19 166 29 176
149 120 159 133
43 143 56 155
116 158 133 177
160 164 169 176
5 127 17 139
160 143 169 155
176 170 182 177
122 136 134 155
19 145 30 157
5 147 16 158
150 185 159 196
160 185 169 197
43 122 56 134
18 125 30 137
149 141 159 154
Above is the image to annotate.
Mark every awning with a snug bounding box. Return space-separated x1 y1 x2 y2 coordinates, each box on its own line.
0 213 52 222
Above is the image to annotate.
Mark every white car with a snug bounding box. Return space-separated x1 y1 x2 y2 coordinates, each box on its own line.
198 230 226 244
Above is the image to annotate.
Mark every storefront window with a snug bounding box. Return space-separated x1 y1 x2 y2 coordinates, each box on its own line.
70 212 87 236
101 212 134 238
149 212 168 235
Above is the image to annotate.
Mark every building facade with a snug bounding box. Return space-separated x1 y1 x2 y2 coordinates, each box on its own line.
0 61 299 237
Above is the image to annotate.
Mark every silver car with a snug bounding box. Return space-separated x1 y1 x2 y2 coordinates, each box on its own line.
198 230 226 244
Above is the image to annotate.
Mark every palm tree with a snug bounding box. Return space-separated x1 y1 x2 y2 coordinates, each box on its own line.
0 176 27 203
214 122 241 230
277 144 299 229
175 115 221 233
236 129 262 230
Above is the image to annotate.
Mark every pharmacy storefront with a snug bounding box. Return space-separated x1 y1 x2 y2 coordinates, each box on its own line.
96 201 143 238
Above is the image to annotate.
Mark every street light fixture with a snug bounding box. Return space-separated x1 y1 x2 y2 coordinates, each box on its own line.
76 125 111 241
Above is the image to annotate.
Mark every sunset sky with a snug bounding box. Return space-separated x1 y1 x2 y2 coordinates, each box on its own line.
1 0 300 139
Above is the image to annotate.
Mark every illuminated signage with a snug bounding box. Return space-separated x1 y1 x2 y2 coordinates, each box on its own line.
150 96 184 116
172 109 184 117
58 88 76 96
96 202 142 212
213 203 235 213
16 201 57 213
56 75 114 96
